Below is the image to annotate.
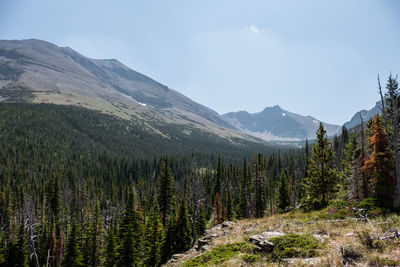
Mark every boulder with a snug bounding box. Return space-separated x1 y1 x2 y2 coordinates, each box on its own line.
249 235 274 251
221 220 235 228
261 231 285 239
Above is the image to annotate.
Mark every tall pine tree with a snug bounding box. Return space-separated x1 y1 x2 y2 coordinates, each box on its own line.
301 123 339 210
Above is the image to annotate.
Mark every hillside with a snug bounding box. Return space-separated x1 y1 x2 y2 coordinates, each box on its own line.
0 39 257 144
0 103 281 160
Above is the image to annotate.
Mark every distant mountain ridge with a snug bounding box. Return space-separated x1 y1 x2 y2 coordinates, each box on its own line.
0 38 380 144
343 101 382 130
222 105 341 141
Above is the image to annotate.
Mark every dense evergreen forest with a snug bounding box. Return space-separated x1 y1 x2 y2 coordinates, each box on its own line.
0 75 399 267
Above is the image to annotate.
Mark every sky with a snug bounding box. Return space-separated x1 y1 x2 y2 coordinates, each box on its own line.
0 0 399 125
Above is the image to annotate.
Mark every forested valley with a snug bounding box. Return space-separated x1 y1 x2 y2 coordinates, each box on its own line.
1 75 400 267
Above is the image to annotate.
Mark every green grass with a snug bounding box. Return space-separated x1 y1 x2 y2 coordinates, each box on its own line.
181 242 253 267
269 234 321 260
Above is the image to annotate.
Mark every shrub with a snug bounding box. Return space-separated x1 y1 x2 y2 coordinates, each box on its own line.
340 244 363 265
358 198 383 217
182 242 253 267
269 234 321 260
241 254 258 263
368 255 399 267
356 231 386 252
317 199 353 220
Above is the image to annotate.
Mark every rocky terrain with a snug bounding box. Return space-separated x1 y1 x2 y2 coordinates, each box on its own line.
165 211 400 266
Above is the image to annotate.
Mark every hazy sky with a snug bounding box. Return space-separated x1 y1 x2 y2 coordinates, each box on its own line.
1 0 399 125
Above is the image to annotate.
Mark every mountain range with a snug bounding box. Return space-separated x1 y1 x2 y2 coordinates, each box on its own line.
0 39 380 142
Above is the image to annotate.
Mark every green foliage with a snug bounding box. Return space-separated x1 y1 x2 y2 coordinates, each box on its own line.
356 231 386 251
118 186 143 267
301 123 340 210
237 159 251 218
368 255 399 267
318 198 353 220
358 198 383 217
175 198 192 253
269 234 321 260
63 220 84 267
144 204 164 267
241 254 259 263
181 242 252 267
157 158 175 226
277 171 289 212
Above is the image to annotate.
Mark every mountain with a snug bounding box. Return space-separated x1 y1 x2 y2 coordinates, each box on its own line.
343 101 382 129
222 105 341 141
0 39 264 147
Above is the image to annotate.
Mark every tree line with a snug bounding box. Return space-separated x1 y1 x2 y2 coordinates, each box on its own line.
0 75 399 266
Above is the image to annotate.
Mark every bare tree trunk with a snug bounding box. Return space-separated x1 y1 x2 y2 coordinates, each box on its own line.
378 74 389 133
360 114 367 199
391 93 400 209
25 200 40 267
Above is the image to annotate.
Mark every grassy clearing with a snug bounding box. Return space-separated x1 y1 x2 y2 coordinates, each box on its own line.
174 210 400 266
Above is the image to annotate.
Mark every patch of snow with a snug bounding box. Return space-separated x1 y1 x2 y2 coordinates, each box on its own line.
242 129 302 142
282 112 286 117
138 102 146 106
313 119 319 123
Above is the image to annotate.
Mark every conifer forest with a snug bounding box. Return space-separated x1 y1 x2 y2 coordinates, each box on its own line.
0 74 400 266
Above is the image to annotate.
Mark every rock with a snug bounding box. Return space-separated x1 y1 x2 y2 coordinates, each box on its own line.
201 245 211 251
196 237 212 250
221 220 235 228
261 231 285 239
249 235 274 251
244 228 256 234
312 234 329 241
344 232 355 237
283 257 321 265
171 254 182 260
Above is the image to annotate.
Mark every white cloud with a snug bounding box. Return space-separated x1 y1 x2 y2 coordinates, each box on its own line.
246 24 260 34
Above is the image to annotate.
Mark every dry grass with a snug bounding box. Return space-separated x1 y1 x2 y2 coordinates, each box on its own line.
168 210 400 267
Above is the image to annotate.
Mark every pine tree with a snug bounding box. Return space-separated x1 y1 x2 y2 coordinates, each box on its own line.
144 204 164 267
174 198 192 253
118 186 143 267
83 200 103 267
212 193 223 225
62 220 84 267
301 123 339 210
161 206 176 263
253 153 266 218
213 155 224 197
225 191 233 221
104 226 118 267
278 171 289 212
238 159 251 218
362 115 395 209
195 205 207 238
5 222 28 267
157 158 175 226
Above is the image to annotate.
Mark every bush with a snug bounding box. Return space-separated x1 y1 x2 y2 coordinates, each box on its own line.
317 199 353 220
368 255 399 267
241 254 258 263
182 242 253 267
356 231 386 252
269 234 321 260
358 198 383 217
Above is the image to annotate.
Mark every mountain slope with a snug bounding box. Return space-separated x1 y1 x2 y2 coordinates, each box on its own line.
0 39 258 144
343 101 381 129
222 105 341 141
